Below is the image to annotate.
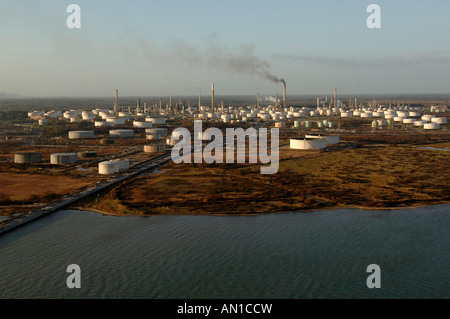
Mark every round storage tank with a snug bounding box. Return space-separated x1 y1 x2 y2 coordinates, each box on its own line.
98 161 120 175
133 121 153 128
146 117 166 125
424 123 440 130
290 138 327 150
38 119 48 126
431 117 448 124
68 131 95 139
14 152 42 164
146 128 168 136
110 129 134 138
306 134 339 145
144 144 166 153
50 153 78 164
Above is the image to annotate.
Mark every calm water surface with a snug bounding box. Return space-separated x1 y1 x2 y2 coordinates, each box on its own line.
0 205 448 298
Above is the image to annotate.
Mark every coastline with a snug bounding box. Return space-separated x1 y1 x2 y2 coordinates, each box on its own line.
71 201 450 217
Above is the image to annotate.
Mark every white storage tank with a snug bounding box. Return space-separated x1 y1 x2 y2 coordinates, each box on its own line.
110 129 134 138
146 117 166 125
421 115 432 122
50 153 78 164
424 123 440 130
146 128 168 136
38 119 48 126
340 111 353 118
144 144 166 153
98 161 120 175
14 152 42 164
133 121 153 128
68 130 95 139
95 121 110 127
290 138 327 150
305 134 339 145
431 117 448 124
413 120 425 127
402 118 414 124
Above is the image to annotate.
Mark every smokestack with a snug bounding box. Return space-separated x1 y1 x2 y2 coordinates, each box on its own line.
137 99 140 113
221 100 224 113
283 81 286 108
114 89 118 113
257 92 260 109
334 89 337 108
275 92 278 109
211 82 215 113
144 100 147 113
198 88 201 110
317 96 320 108
159 98 162 114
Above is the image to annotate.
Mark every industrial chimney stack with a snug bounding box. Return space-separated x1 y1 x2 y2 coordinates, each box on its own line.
283 81 286 108
211 82 215 113
113 89 118 113
334 89 337 108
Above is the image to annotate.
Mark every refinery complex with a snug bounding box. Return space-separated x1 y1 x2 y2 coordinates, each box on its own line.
0 83 449 230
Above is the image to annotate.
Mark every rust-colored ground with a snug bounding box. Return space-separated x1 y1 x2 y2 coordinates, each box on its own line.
0 173 92 202
87 144 450 216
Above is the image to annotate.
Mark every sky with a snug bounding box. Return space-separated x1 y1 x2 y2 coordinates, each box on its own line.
1 0 450 97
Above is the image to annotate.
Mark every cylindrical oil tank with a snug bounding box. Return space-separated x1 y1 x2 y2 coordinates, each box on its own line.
14 152 42 164
110 129 134 138
144 144 166 153
413 120 424 127
340 111 353 118
306 134 339 145
290 138 327 150
98 161 120 175
424 123 440 130
68 130 95 139
95 121 110 128
133 121 153 128
146 128 168 136
145 117 166 125
50 153 78 164
403 118 414 124
421 115 432 122
38 119 48 126
431 117 448 124
294 121 301 128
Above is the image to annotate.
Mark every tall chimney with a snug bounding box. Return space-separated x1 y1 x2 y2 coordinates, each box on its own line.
137 99 140 113
334 88 337 108
159 98 162 114
283 81 286 108
257 92 260 109
198 88 201 110
114 89 118 113
316 96 320 108
211 82 215 113
275 92 278 109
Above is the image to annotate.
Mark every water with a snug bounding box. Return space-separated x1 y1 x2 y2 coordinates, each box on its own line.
0 205 448 299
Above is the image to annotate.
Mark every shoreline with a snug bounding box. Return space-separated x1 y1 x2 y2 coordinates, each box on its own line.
71 201 450 217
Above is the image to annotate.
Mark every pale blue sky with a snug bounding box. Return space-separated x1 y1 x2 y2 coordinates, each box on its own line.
1 0 449 97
